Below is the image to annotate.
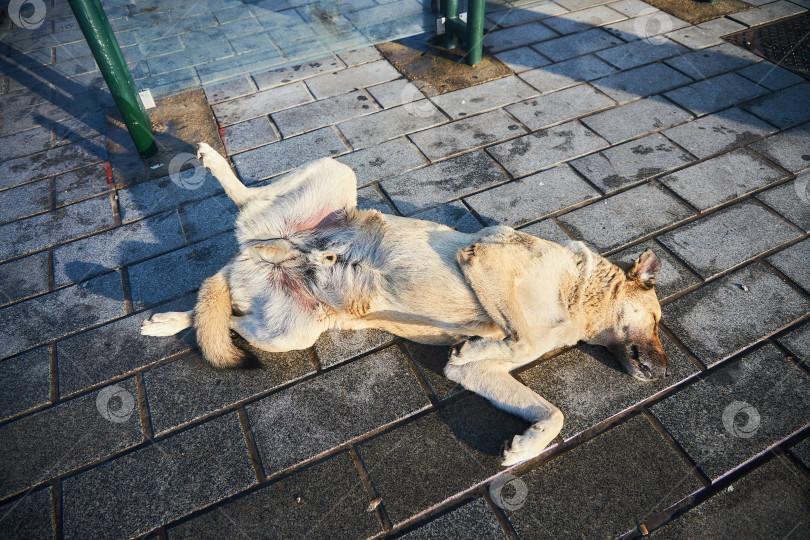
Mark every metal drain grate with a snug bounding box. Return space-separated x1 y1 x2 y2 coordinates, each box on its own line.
724 12 810 77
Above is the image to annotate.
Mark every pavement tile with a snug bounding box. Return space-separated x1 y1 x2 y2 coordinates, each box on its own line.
663 106 776 159
0 270 124 361
603 12 690 42
62 413 255 540
777 321 810 365
0 178 50 223
517 218 573 245
338 100 447 149
0 136 105 189
0 346 50 421
506 84 615 131
366 78 424 108
304 60 401 99
252 55 344 89
178 193 239 242
755 179 810 231
53 211 187 286
666 25 724 49
665 42 760 80
482 22 559 52
543 5 626 35
729 0 806 26
596 38 688 70
652 344 810 478
610 239 701 299
410 110 526 161
223 116 278 153
662 263 808 363
604 0 659 16
0 487 53 540
313 327 397 368
696 16 747 36
466 166 600 226
232 127 348 182
54 162 113 207
211 82 312 125
338 45 383 65
570 133 693 193
146 44 234 76
592 62 693 103
0 125 52 161
768 237 810 292
428 77 537 120
401 498 505 539
487 2 567 27
0 378 141 499
247 346 429 475
659 201 800 278
792 435 810 470
521 334 697 438
519 54 617 94
401 341 463 400
648 458 810 539
336 137 426 186
272 90 379 138
504 415 703 539
411 201 484 234
357 395 529 524
736 61 806 91
493 46 551 73
381 151 507 215
749 121 810 173
532 28 623 62
0 252 48 307
665 72 768 116
117 171 223 222
488 120 609 177
166 452 379 539
582 95 692 144
203 75 257 104
560 182 692 251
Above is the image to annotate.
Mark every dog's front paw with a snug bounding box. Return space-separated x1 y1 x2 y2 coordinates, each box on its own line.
500 425 558 466
448 336 487 366
195 142 214 161
140 312 191 336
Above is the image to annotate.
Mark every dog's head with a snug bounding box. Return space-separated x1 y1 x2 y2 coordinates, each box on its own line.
592 248 668 382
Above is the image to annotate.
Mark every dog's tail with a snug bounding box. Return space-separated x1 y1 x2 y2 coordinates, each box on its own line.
194 272 244 368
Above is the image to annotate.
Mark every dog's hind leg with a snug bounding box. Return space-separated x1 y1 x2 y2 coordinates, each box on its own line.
444 360 563 466
196 143 252 206
141 310 193 336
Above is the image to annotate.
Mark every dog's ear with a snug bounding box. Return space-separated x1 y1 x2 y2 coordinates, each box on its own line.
628 248 661 288
248 239 295 264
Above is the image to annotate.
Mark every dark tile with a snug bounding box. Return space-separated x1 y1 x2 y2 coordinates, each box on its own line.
62 413 255 540
741 83 810 129
54 162 113 206
748 121 810 174
166 452 379 539
313 327 396 368
592 62 693 104
756 179 810 232
663 107 776 160
0 378 142 499
651 344 810 479
609 240 700 299
664 72 768 116
0 252 49 307
211 82 312 125
517 218 572 245
767 237 810 293
0 178 50 223
338 101 447 149
791 436 810 470
0 136 105 189
663 263 808 364
409 110 527 161
117 172 223 222
272 90 380 138
222 115 278 154
336 137 426 186
178 193 239 243
777 322 810 365
0 125 51 161
357 396 529 524
411 201 484 234
401 498 505 539
402 341 463 401
0 346 50 421
0 487 53 540
247 346 429 475
357 186 395 214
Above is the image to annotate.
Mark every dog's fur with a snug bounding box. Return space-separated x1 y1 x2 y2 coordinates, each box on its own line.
142 143 668 466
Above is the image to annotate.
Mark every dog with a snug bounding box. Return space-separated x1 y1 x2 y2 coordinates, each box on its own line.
141 143 668 466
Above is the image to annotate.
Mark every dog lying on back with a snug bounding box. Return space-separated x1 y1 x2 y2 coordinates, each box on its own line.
142 143 668 466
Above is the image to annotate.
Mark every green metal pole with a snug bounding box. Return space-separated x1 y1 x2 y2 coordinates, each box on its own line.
467 0 485 66
443 0 459 50
68 0 157 157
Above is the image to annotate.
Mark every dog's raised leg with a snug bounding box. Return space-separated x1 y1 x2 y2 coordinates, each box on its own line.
196 143 252 206
141 310 193 336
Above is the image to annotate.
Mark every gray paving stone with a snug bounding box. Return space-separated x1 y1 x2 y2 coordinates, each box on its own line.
662 263 808 363
305 60 401 99
666 25 724 49
609 0 659 16
338 45 383 65
729 0 806 26
696 16 747 37
62 413 255 540
596 38 688 70
429 76 538 119
0 487 53 540
581 95 693 144
211 82 312 125
659 201 800 278
401 341 463 401
482 21 559 53
517 218 573 244
593 62 693 103
247 346 429 474
272 90 379 138
223 116 277 153
410 110 526 161
604 12 690 42
506 84 615 131
118 172 223 222
128 232 238 309
777 322 810 365
610 239 701 299
665 72 769 116
532 28 623 62
543 5 627 35
401 498 505 539
357 186 396 214
665 43 760 80
652 344 810 478
792 435 810 471
0 178 50 224
0 346 50 421
736 61 806 91
488 120 609 177
663 107 776 159
648 457 810 539
493 46 551 73
252 55 344 89
167 452 380 539
336 137 426 186
54 163 113 207
366 78 424 108
232 127 348 182
0 136 105 189
0 252 48 307
504 415 703 539
0 378 141 499
178 192 239 242
755 179 810 231
749 122 810 173
203 75 257 104
660 149 785 210
0 270 124 360
313 327 397 368
357 395 529 524
338 101 447 149
411 201 484 234
487 1 567 27
381 151 507 215
768 238 810 292
0 125 52 161
518 54 618 94
558 182 693 252
466 166 599 227
570 133 693 192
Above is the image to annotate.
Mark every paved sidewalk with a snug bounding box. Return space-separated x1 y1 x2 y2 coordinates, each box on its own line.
2 0 810 538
